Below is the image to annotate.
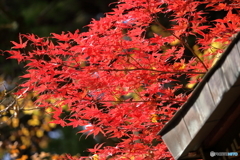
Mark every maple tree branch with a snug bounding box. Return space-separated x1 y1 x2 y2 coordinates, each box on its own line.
0 99 16 113
101 68 206 74
50 62 206 74
21 107 41 111
152 14 209 71
96 100 185 103
128 54 144 68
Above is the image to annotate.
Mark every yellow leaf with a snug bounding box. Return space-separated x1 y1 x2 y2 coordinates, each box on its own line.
151 114 158 123
49 122 57 128
151 25 171 37
170 38 180 46
92 154 99 160
132 93 140 101
36 129 44 138
12 117 19 128
10 135 16 141
21 127 30 136
207 41 223 54
0 104 5 110
23 108 34 115
186 83 196 89
27 118 40 126
1 116 11 125
39 139 48 149
21 136 31 146
45 107 52 113
186 75 203 89
193 45 203 60
211 53 222 67
173 62 186 70
42 123 51 131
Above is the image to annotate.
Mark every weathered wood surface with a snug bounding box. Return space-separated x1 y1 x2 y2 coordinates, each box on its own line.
159 33 240 160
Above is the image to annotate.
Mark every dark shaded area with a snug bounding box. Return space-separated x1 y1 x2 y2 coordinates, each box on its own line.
0 0 115 78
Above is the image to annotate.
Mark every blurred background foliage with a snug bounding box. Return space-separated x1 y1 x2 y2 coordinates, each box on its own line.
0 0 115 79
0 0 115 159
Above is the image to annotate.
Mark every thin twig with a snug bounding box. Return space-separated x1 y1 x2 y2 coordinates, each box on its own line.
153 14 209 71
90 100 185 103
50 62 206 74
101 68 206 74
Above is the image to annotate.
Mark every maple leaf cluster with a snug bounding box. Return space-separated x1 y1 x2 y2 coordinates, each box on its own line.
5 0 240 159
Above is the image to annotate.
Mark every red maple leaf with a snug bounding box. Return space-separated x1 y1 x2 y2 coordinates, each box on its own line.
11 34 28 49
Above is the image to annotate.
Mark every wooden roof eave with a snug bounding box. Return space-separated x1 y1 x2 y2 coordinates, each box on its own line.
158 33 240 159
